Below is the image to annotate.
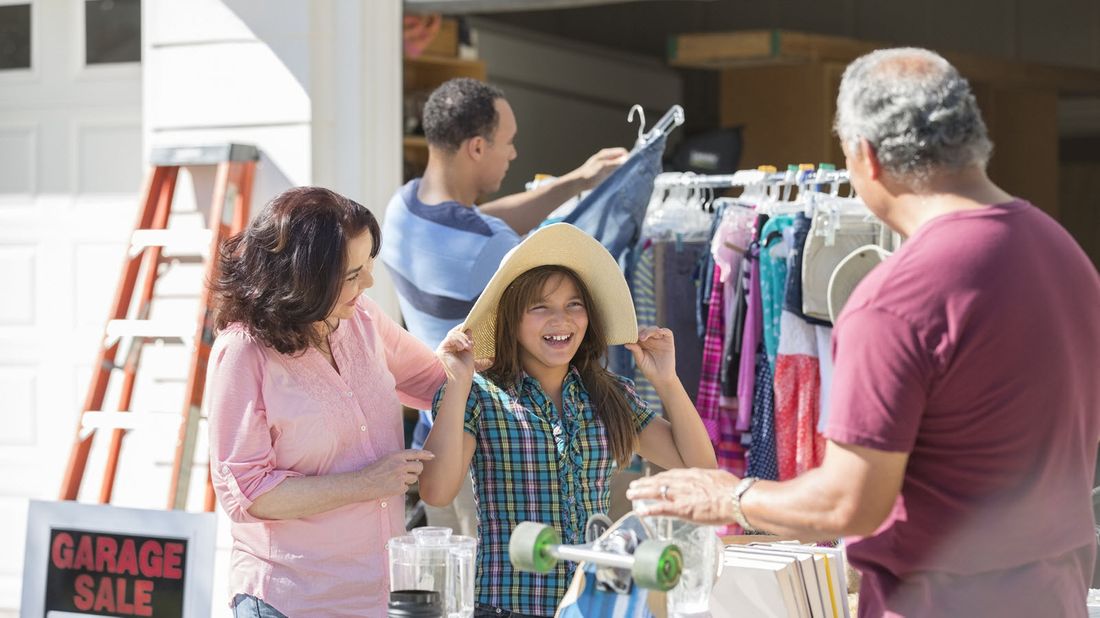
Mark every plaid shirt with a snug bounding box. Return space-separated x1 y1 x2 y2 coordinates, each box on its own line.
433 366 655 616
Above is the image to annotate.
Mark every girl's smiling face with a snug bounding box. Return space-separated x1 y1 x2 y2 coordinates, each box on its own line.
516 273 589 376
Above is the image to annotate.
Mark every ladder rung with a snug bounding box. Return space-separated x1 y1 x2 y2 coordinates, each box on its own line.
130 229 212 256
106 320 195 343
150 143 259 166
162 255 206 265
79 411 180 440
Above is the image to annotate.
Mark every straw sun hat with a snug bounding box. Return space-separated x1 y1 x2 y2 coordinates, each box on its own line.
461 223 638 360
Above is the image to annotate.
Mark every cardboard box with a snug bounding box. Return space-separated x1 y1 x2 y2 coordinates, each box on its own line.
422 18 459 58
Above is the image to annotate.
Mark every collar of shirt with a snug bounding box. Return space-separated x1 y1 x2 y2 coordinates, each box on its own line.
511 366 586 420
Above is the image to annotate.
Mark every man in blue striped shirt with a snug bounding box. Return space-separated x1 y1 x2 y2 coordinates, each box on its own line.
381 77 626 534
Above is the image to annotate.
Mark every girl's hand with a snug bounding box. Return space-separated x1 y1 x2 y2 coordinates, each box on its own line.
436 328 475 384
625 326 677 386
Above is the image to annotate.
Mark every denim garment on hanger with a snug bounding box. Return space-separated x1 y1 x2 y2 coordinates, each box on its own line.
561 134 666 263
654 238 707 404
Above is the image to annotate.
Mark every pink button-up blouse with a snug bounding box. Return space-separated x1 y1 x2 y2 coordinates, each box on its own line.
207 296 445 617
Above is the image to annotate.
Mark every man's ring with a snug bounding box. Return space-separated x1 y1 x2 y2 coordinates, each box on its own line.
660 485 670 501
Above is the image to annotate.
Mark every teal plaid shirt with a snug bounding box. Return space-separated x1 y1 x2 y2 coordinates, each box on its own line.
433 366 656 616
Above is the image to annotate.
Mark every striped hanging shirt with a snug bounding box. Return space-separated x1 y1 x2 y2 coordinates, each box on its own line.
433 366 656 616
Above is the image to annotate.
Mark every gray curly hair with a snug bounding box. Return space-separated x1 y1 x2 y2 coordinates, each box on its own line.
834 48 993 184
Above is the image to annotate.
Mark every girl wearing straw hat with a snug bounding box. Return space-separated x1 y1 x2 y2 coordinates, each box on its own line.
422 223 717 617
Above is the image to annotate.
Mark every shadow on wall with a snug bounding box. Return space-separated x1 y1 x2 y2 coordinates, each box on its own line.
250 152 297 218
222 1 311 96
184 151 295 226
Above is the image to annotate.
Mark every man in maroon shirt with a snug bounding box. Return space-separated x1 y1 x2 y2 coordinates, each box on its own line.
629 47 1100 617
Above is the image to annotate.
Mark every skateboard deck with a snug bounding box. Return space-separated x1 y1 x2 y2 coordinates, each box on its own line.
554 512 675 618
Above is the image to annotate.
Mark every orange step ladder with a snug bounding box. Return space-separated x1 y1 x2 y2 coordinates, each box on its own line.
60 143 259 511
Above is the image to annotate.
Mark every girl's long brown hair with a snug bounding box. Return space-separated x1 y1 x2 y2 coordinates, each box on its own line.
485 265 637 466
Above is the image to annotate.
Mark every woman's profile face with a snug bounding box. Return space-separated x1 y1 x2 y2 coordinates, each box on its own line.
328 231 375 321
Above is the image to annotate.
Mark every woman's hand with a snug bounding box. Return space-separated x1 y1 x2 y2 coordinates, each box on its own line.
437 328 475 384
625 326 678 387
360 449 436 499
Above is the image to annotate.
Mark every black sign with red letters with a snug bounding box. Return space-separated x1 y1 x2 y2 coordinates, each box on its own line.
45 528 188 617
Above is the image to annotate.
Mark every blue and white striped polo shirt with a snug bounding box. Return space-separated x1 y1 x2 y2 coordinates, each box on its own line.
381 179 521 443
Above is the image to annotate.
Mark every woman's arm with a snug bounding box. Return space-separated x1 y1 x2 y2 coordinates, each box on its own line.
626 327 718 470
419 329 479 506
246 449 435 520
209 329 434 522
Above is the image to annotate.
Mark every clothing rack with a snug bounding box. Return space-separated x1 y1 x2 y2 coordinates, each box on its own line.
654 168 850 190
645 167 867 243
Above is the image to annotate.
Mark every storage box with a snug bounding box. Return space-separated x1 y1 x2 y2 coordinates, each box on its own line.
422 18 459 58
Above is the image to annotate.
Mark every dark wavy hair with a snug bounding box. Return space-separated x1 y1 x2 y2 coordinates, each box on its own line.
423 77 505 153
212 186 380 355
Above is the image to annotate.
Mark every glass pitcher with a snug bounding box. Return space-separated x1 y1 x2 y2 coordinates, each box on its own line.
634 500 723 616
388 527 476 618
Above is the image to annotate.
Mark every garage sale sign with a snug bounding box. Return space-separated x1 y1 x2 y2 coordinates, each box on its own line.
46 529 187 616
21 501 215 618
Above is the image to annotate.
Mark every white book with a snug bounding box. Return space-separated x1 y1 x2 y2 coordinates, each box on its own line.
808 554 835 618
712 554 802 618
740 545 831 618
752 543 850 618
774 551 826 618
727 547 814 618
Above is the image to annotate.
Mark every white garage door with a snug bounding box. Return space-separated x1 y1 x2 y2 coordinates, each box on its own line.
0 0 143 611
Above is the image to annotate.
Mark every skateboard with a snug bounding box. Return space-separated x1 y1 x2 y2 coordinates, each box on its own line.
509 512 682 617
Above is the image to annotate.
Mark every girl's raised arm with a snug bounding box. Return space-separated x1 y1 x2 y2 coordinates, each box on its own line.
627 326 718 470
420 329 479 506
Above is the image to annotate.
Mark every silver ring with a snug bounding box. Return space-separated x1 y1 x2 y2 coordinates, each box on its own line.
660 485 670 501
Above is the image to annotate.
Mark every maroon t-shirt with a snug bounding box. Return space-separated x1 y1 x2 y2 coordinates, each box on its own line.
825 200 1100 618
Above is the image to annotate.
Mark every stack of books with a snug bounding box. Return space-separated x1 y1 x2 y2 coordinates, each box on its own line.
711 542 850 618
1087 588 1100 616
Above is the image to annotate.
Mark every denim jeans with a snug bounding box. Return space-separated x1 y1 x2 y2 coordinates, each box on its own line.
654 239 707 403
232 594 287 618
474 603 551 618
561 134 666 264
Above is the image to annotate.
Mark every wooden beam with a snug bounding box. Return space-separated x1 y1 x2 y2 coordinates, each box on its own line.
669 30 1100 95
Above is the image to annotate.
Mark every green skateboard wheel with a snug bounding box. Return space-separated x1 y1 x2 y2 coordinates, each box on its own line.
631 540 682 591
509 522 560 573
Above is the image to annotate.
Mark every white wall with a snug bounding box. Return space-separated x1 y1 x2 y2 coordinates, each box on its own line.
0 1 143 614
139 1 402 614
144 0 403 314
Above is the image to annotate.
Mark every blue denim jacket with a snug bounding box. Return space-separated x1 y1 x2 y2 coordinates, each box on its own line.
559 134 666 263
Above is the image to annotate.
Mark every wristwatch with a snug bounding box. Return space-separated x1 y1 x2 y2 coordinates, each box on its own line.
730 476 760 531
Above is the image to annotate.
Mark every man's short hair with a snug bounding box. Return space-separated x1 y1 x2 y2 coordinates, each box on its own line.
422 78 506 153
834 48 993 184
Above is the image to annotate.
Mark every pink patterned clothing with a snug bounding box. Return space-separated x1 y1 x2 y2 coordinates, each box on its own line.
697 265 747 481
695 266 725 443
208 295 446 617
773 311 824 480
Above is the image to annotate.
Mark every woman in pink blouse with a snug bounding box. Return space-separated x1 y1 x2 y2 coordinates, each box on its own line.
207 187 450 617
